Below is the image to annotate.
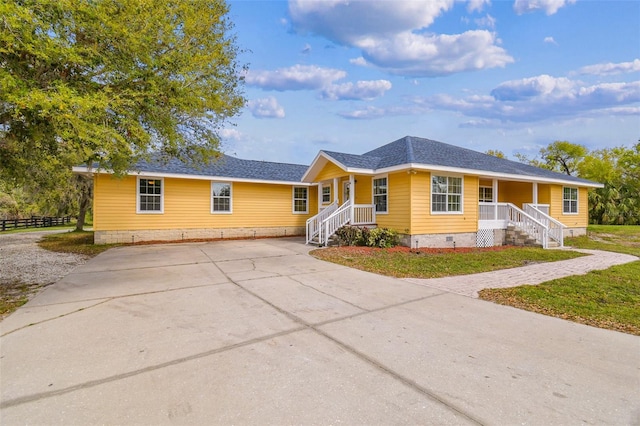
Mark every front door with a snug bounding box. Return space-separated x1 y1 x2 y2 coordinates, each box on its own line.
343 181 351 204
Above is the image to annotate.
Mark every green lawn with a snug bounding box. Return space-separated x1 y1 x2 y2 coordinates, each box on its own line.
479 225 640 335
313 225 640 335
311 245 585 278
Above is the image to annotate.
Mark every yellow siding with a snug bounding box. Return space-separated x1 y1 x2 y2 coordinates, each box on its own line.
548 185 588 227
94 174 317 231
498 181 532 208
315 161 347 182
409 173 478 234
376 172 411 232
538 184 551 205
354 175 372 204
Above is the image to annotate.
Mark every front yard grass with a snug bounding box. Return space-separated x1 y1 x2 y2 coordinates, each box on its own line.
37 230 117 256
480 225 640 335
312 225 640 335
311 245 585 278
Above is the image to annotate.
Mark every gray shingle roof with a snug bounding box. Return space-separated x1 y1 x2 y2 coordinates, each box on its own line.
134 154 308 183
322 136 598 185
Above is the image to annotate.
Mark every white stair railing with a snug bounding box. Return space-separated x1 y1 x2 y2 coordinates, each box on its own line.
524 204 566 247
320 201 352 246
506 203 549 248
306 201 338 244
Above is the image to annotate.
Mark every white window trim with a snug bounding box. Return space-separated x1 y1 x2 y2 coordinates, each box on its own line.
293 186 308 214
211 181 233 214
479 186 493 203
431 174 464 215
321 185 331 204
136 176 164 214
562 186 579 215
372 174 388 215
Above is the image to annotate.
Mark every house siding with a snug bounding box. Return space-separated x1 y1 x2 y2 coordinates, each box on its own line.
548 185 588 229
376 171 411 232
407 173 478 235
498 181 533 208
315 161 347 182
93 174 316 236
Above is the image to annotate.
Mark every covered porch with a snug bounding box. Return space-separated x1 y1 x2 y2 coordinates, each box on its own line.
477 178 566 248
306 174 377 245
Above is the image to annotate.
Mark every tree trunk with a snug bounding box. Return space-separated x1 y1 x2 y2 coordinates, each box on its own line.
75 175 93 231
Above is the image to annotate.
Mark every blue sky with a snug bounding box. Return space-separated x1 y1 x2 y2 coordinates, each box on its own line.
220 0 640 165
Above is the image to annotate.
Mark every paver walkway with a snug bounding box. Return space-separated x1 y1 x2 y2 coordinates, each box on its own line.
403 249 639 297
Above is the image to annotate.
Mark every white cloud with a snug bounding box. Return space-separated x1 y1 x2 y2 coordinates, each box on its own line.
514 0 576 15
357 30 513 77
338 75 640 123
475 14 496 29
301 43 311 54
247 97 286 119
577 59 640 76
429 76 640 122
288 0 513 77
245 65 346 91
543 36 557 45
289 0 454 44
321 80 392 101
219 128 245 141
467 0 491 13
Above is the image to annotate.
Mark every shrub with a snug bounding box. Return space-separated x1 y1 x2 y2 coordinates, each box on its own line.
334 226 364 246
365 227 399 248
334 226 398 248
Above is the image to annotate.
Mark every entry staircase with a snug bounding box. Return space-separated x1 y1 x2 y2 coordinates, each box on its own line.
306 200 376 246
479 202 566 249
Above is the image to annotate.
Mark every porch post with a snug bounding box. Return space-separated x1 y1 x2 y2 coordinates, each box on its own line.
349 174 355 220
333 178 339 203
532 182 538 205
317 183 323 212
492 179 499 220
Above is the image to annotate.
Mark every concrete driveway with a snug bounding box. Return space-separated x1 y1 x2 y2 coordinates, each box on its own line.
1 238 638 425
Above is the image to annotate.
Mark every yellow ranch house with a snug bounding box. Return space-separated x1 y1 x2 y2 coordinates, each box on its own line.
74 136 602 248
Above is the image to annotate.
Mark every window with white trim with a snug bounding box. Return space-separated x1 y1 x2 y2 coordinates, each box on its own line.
211 182 232 213
432 175 463 213
563 187 578 214
137 178 163 213
322 185 331 203
373 177 388 213
479 186 493 203
293 187 308 213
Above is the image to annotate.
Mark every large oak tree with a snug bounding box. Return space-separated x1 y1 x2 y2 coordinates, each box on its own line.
1 0 245 228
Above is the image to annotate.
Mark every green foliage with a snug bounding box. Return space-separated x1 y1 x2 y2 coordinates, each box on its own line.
334 226 399 248
364 227 399 248
485 149 505 158
1 0 245 183
516 140 639 225
334 226 365 246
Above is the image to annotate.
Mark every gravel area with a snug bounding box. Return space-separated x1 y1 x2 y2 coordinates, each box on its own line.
0 230 89 286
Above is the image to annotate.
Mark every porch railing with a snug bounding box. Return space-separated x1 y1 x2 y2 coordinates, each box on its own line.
524 204 565 247
306 201 376 245
320 201 352 246
479 202 552 248
306 201 338 244
352 204 376 225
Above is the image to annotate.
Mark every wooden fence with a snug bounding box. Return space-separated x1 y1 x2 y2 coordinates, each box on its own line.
1 216 72 232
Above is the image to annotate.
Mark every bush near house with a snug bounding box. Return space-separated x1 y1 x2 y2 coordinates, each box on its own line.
334 226 399 248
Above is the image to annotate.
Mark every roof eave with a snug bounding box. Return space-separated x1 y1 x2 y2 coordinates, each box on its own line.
73 167 312 186
375 163 604 187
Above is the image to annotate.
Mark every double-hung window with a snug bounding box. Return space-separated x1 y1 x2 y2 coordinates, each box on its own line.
322 186 331 204
137 178 163 213
212 182 232 213
563 187 578 214
432 175 463 213
293 187 308 213
373 176 388 213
